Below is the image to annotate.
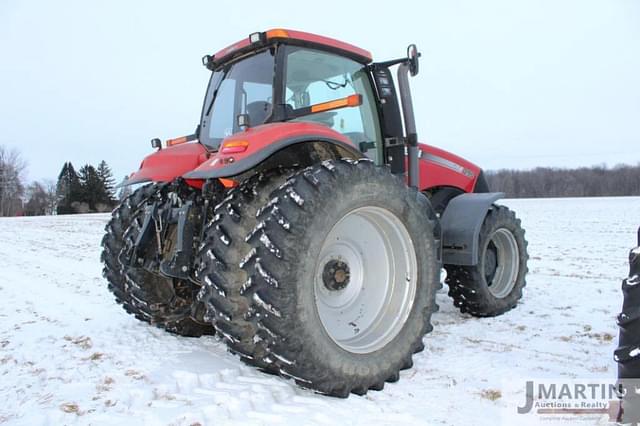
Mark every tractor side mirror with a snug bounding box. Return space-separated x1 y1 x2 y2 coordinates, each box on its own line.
151 138 162 150
407 44 420 77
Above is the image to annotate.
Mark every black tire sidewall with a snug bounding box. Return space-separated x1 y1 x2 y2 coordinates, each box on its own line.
475 206 528 310
284 164 438 380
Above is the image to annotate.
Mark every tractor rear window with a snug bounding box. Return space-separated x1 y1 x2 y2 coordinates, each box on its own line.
199 49 275 150
282 47 381 158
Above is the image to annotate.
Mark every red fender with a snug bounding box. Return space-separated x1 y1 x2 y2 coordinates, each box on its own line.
126 142 209 188
417 144 482 193
184 122 359 180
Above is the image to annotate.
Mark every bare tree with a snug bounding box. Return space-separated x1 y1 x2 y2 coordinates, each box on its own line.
24 182 47 216
42 179 57 215
24 180 58 216
0 145 27 216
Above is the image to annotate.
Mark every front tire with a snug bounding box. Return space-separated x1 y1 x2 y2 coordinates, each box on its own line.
202 159 440 397
445 205 528 317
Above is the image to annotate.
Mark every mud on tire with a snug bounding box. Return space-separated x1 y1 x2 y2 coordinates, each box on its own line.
101 184 156 320
199 159 440 396
445 205 528 317
101 184 213 337
195 168 294 370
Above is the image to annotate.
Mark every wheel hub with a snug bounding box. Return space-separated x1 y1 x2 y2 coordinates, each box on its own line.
484 242 498 283
322 259 351 291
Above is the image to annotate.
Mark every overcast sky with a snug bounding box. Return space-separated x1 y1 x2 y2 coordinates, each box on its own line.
1 0 639 183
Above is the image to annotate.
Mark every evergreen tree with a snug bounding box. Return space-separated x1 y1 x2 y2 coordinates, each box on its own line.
56 162 81 214
96 160 116 204
78 164 106 210
56 162 68 196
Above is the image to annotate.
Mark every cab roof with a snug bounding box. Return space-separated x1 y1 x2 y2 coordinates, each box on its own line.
210 29 373 67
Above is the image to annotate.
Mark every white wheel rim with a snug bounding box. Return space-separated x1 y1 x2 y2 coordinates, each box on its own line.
485 228 520 298
314 206 418 354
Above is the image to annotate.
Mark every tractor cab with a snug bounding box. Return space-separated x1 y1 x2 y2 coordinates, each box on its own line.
138 29 482 200
199 29 408 169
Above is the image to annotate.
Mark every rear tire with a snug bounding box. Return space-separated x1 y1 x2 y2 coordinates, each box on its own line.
101 184 214 337
202 159 440 397
195 168 294 370
101 184 156 321
445 205 528 317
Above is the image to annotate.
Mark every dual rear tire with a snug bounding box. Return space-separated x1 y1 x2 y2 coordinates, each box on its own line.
196 160 440 396
101 165 529 396
101 184 214 337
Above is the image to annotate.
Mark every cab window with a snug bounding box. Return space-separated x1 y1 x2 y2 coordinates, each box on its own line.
200 49 275 150
283 47 382 163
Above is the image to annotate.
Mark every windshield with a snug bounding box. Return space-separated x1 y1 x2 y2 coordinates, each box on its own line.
199 49 275 150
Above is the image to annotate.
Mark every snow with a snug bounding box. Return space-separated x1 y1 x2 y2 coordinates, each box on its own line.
217 228 231 246
320 160 336 171
256 197 280 218
252 292 282 318
238 248 257 269
1 196 639 425
254 258 280 289
284 187 304 207
258 233 282 259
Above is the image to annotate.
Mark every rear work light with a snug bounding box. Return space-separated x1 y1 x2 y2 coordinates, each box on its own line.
220 140 249 154
249 32 263 44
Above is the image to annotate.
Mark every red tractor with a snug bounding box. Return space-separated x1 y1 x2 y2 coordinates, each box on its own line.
101 29 528 397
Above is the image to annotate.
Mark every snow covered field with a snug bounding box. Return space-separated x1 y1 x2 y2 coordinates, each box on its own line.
1 196 639 425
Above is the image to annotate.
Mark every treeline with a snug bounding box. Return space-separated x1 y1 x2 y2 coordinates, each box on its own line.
4 144 640 216
0 144 126 217
55 161 118 214
487 164 640 198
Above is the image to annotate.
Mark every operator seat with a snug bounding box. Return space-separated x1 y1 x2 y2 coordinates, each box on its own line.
246 101 272 126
